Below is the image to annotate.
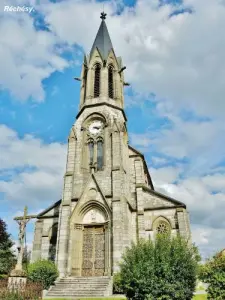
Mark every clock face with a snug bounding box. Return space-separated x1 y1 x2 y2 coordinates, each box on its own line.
88 120 103 135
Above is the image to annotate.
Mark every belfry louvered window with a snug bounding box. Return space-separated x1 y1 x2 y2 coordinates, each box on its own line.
94 63 101 97
83 68 88 102
108 65 114 99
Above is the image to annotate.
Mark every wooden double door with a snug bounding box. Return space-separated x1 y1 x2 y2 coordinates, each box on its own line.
82 225 105 276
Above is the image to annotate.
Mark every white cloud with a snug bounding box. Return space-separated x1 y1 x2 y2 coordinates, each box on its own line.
130 133 152 148
151 156 169 166
0 124 67 209
142 114 225 177
151 166 181 184
191 225 225 260
0 125 66 173
0 10 68 101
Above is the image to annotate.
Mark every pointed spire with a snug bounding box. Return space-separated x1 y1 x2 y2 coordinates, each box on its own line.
90 12 115 61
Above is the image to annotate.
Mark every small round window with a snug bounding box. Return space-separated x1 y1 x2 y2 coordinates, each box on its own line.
156 221 170 234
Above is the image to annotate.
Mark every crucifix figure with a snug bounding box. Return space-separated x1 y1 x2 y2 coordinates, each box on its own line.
14 206 36 271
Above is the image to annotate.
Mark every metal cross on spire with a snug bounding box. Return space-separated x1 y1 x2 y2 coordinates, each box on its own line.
100 11 107 20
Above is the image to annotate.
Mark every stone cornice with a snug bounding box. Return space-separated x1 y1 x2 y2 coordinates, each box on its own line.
76 102 127 121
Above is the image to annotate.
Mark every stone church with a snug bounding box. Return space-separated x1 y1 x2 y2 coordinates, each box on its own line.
31 12 191 287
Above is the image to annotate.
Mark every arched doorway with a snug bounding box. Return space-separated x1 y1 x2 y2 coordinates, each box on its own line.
69 203 111 277
82 209 106 276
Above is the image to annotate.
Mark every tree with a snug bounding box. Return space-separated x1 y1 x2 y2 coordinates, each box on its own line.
117 234 200 300
0 218 16 275
199 251 225 299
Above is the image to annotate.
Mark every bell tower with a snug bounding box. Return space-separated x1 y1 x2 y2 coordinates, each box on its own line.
55 12 132 277
77 12 126 110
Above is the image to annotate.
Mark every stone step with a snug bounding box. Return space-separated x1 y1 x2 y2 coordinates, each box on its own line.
58 280 109 284
54 283 108 287
48 291 105 294
51 285 107 290
58 280 109 282
51 287 107 290
55 282 108 286
65 276 110 278
50 289 106 292
47 293 105 297
58 278 110 282
50 290 106 292
45 276 112 298
47 295 105 298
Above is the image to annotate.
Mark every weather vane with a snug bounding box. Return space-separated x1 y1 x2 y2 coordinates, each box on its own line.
100 11 107 20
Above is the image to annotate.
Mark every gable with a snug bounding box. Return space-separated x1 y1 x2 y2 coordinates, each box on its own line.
129 145 143 157
70 173 111 220
129 145 154 190
37 200 61 218
141 186 186 210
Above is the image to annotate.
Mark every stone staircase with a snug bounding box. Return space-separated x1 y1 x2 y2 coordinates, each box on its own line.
44 276 113 298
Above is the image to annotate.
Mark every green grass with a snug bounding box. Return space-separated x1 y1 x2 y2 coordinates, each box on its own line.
43 297 126 300
45 296 208 300
45 296 207 300
193 295 207 300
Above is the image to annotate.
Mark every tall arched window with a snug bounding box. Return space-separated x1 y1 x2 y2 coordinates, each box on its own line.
94 63 101 98
108 65 114 99
97 140 104 170
49 223 58 262
88 141 94 165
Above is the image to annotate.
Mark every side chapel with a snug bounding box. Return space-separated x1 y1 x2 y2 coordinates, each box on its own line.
31 13 191 279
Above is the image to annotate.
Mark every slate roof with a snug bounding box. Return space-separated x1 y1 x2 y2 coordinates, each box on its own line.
90 18 114 60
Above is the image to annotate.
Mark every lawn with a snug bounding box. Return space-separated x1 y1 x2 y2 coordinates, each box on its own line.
193 295 207 300
43 297 125 300
45 297 206 300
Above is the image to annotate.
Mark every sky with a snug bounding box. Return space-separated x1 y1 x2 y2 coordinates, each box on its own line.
0 0 225 260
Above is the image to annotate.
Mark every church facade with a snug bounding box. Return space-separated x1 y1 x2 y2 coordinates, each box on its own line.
31 13 191 278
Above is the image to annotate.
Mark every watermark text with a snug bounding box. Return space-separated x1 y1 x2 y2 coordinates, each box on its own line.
4 6 34 13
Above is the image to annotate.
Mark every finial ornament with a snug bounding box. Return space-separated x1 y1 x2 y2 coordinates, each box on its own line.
100 12 107 20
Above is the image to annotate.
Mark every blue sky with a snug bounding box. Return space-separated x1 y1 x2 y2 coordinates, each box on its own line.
1 0 225 259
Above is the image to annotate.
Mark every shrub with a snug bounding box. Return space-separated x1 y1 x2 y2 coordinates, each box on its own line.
28 259 58 289
0 279 42 300
118 234 200 300
113 272 123 294
199 251 225 299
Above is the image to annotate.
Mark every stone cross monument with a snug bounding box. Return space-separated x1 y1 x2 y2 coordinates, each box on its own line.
8 206 36 289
